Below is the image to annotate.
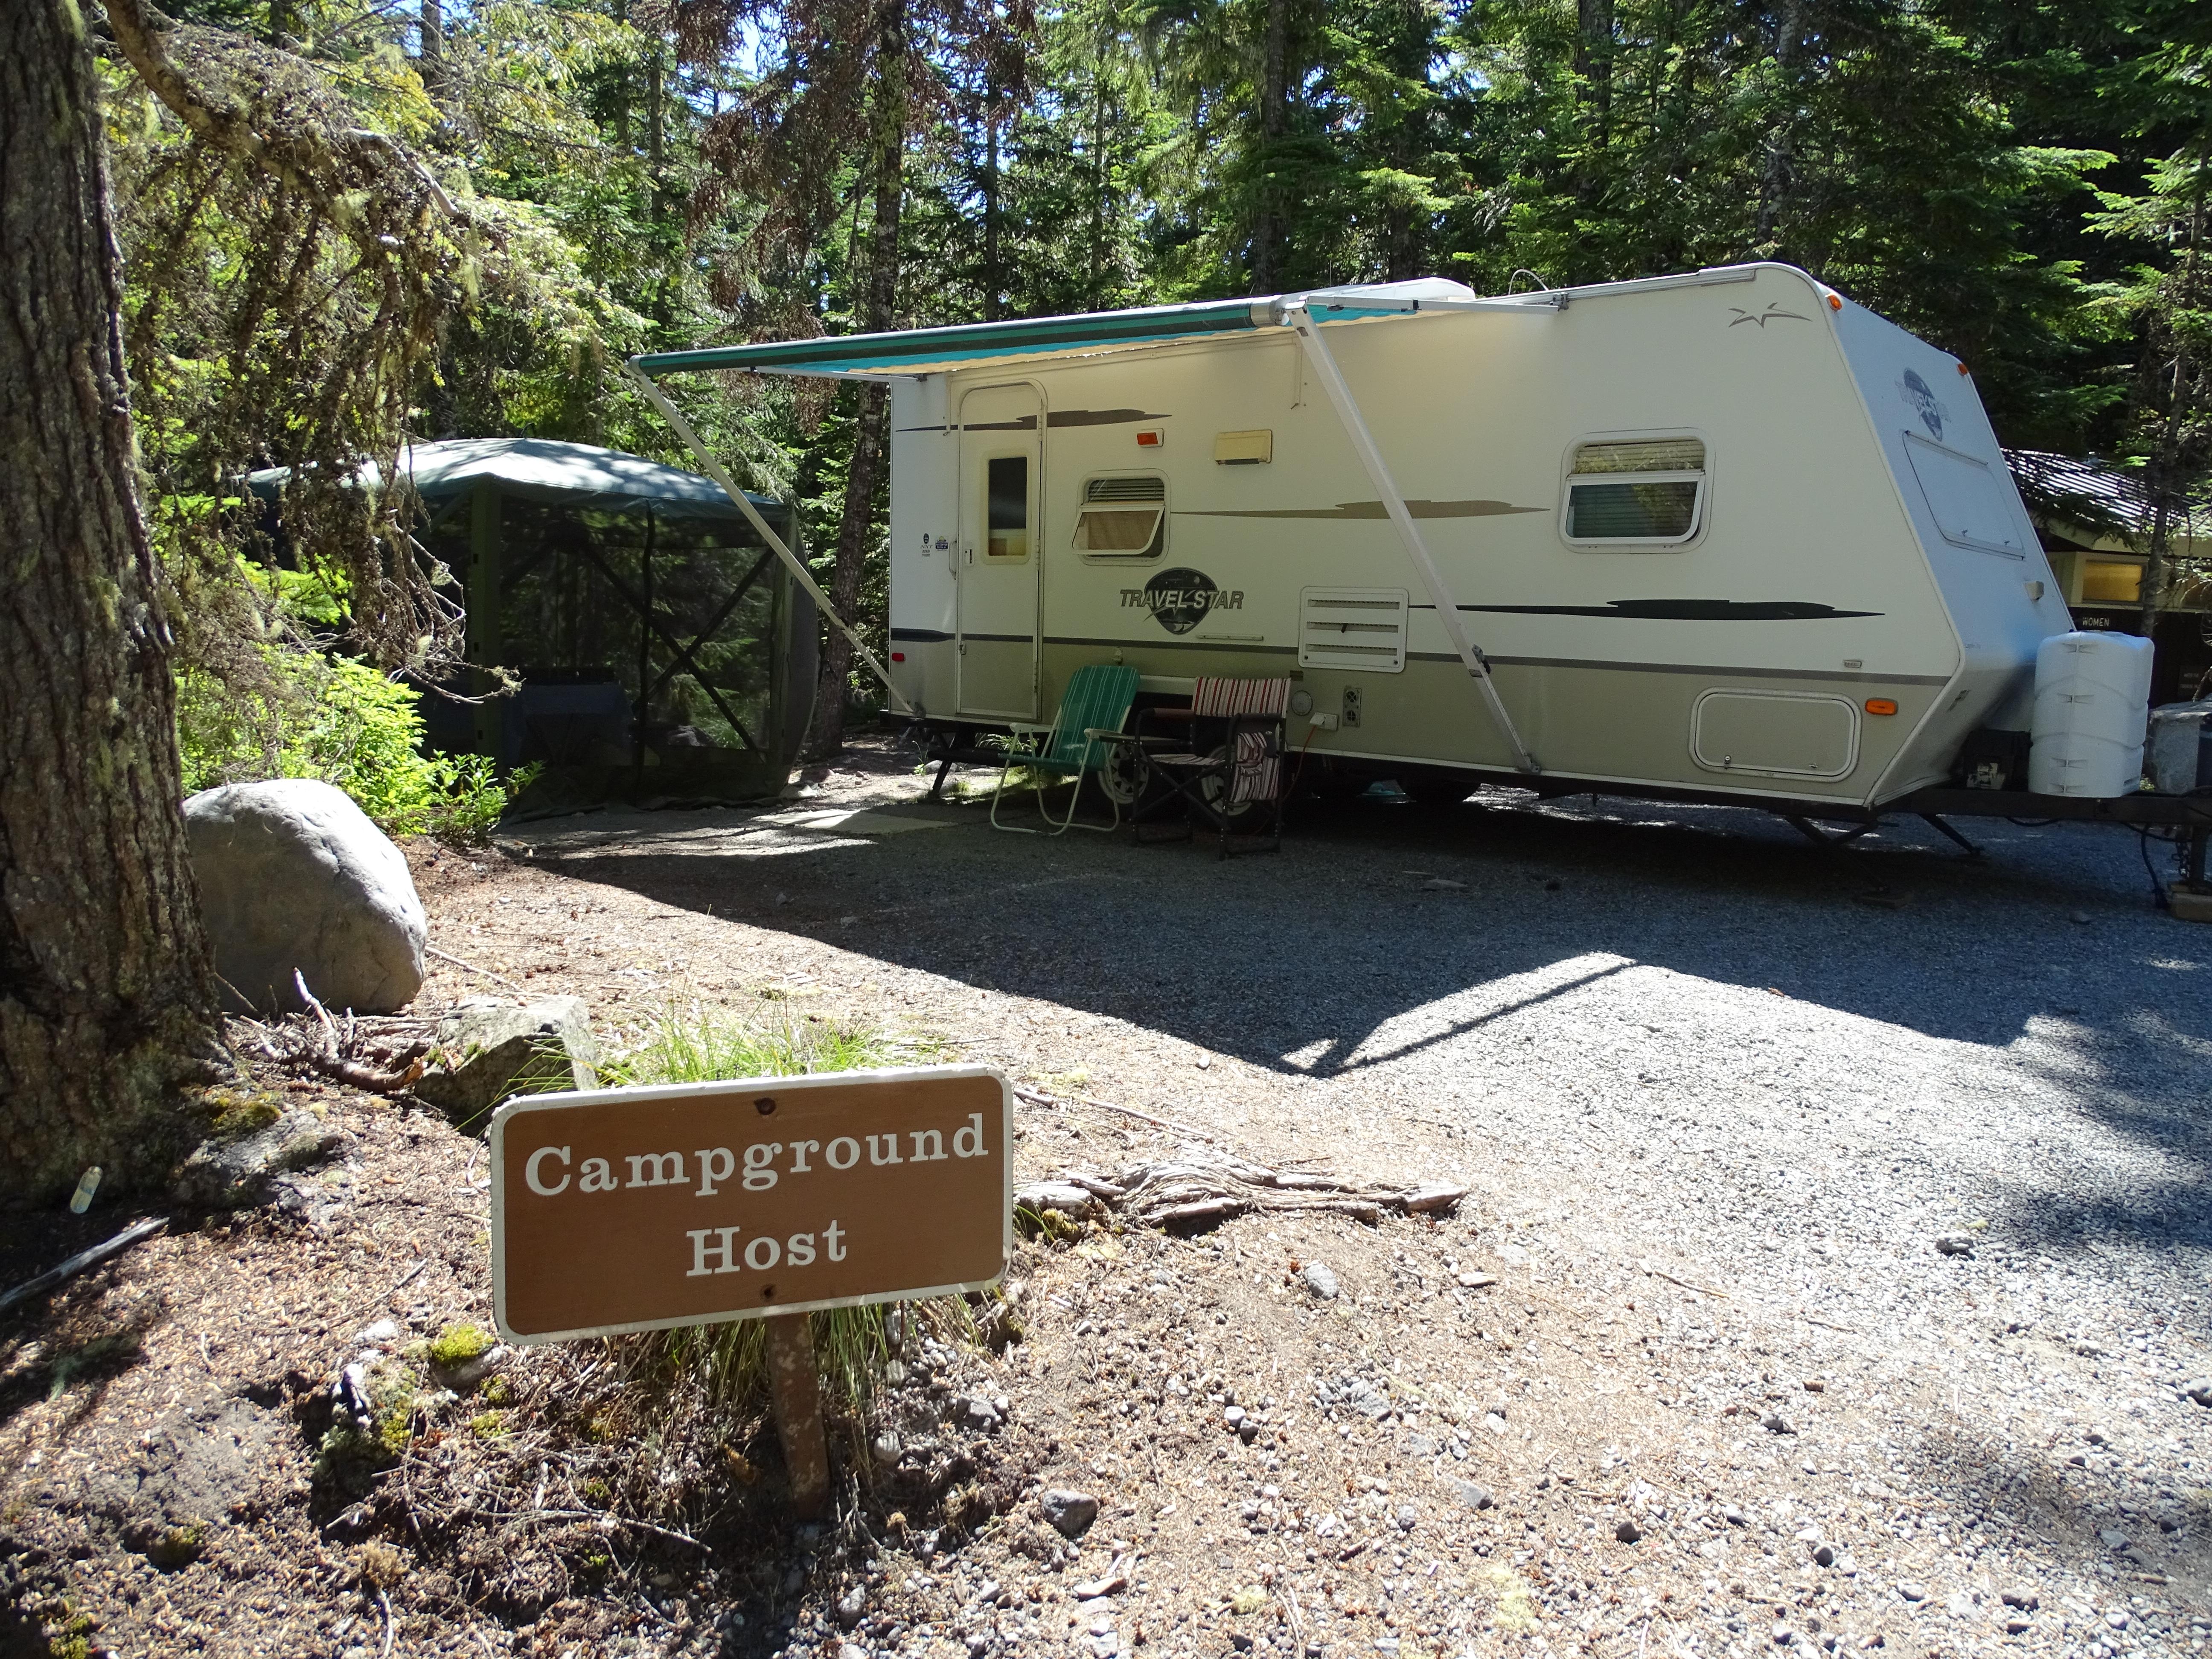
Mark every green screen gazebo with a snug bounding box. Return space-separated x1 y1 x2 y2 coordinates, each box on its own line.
259 437 816 811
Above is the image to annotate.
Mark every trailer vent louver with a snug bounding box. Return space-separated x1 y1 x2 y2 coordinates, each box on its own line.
1086 476 1165 502
1299 587 1409 674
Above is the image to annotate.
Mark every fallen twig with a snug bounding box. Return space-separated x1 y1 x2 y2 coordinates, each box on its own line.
307 1051 428 1094
0 1217 170 1315
378 1587 395 1659
1011 1083 1218 1143
425 944 527 992
294 971 341 1057
532 1509 707 1549
1642 1262 1729 1301
1078 1094 1217 1141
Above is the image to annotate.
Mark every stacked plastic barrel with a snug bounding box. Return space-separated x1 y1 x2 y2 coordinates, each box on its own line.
2028 632 2155 797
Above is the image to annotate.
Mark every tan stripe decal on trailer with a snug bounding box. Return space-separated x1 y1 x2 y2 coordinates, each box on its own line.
1176 499 1543 520
1025 637 1949 684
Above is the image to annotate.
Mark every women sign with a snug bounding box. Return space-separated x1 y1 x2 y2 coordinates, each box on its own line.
489 1066 1011 1344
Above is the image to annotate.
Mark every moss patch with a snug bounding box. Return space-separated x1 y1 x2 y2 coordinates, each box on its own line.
428 1322 495 1367
201 1086 283 1139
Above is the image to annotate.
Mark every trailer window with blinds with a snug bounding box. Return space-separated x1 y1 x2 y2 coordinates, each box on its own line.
1561 436 1707 547
1071 474 1166 558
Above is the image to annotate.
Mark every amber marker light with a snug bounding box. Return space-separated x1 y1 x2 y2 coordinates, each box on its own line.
1828 294 1843 310
1865 698 1898 716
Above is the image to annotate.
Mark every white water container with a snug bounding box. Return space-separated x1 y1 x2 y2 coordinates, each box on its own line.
2028 631 2154 797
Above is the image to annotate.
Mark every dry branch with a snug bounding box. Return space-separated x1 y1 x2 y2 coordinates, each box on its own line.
1017 1141 1464 1231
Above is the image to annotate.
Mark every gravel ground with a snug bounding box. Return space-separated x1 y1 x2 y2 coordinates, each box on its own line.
488 742 2212 1655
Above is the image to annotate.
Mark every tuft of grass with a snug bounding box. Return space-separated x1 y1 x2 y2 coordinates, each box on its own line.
601 1002 910 1087
600 1004 970 1421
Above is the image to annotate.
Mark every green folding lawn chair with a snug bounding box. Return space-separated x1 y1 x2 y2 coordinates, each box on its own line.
988 664 1142 835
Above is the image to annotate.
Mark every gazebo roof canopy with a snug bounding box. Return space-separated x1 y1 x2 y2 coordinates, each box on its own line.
248 437 782 523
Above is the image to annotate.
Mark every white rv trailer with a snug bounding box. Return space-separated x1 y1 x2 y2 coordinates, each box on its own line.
633 262 2080 813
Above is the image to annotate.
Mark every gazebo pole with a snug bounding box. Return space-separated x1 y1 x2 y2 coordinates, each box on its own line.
634 504 654 799
468 478 504 757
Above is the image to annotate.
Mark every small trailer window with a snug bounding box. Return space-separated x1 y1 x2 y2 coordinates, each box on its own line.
1072 475 1165 558
987 456 1031 559
1562 437 1706 546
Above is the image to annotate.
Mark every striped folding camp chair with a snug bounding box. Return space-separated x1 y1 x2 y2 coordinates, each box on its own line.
988 663 1142 835
1135 676 1293 857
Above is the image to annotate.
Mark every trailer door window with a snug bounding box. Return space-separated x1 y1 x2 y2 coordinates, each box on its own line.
987 456 1031 559
1562 437 1706 546
1072 475 1165 558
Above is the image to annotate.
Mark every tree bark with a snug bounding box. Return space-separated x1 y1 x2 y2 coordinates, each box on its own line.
1090 61 1111 308
0 0 219 1202
1575 0 1614 146
807 0 907 758
1755 0 1805 249
1251 0 1290 294
2135 179 2206 643
983 79 1003 323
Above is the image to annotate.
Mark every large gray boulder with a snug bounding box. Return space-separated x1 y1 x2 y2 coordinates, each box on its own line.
413 996 599 1130
184 779 426 1014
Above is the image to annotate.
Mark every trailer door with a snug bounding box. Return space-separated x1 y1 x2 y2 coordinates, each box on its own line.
955 383 1043 720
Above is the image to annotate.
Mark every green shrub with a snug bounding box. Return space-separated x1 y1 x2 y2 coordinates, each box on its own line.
175 645 536 842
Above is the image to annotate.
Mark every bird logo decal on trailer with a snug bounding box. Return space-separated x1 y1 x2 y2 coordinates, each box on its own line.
1899 369 1947 440
1727 302 1809 329
1122 568 1245 635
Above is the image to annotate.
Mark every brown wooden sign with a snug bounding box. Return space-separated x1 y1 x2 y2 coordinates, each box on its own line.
489 1066 1011 1345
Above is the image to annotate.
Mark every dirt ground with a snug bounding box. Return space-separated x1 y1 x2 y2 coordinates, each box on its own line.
2 736 2207 1659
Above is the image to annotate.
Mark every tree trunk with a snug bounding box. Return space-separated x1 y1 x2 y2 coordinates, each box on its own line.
1575 0 1614 146
1755 0 1805 249
0 0 218 1204
1252 0 1289 293
1091 61 1111 309
2136 180 2206 643
807 0 907 758
418 0 446 102
983 80 1002 323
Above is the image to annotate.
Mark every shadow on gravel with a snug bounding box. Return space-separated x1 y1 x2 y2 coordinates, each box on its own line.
1892 1415 2205 1619
542 789 2197 1038
1981 1017 2212 1261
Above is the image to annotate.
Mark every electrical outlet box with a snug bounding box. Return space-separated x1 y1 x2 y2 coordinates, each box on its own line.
1307 711 1340 731
1342 686 1363 728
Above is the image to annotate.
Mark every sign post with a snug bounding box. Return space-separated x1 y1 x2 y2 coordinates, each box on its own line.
488 1065 1011 1515
764 1314 830 1519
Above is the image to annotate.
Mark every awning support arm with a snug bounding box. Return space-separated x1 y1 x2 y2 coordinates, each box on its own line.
1279 300 1540 774
625 363 914 715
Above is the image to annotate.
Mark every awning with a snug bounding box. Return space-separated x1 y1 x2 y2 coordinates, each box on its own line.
630 279 1527 381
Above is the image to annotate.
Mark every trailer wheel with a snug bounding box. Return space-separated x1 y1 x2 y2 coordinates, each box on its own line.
1097 740 1150 806
1196 756 1275 828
